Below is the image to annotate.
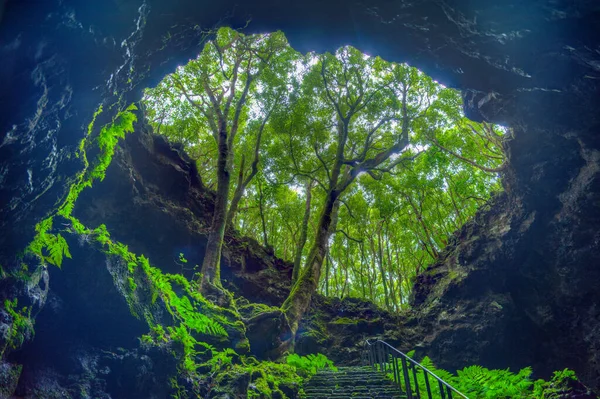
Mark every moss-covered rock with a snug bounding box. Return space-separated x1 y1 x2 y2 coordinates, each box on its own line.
0 361 22 398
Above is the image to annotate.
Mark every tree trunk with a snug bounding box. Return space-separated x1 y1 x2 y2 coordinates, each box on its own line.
292 180 313 283
226 114 266 229
359 242 367 298
377 225 391 311
226 156 246 229
258 180 269 248
384 229 398 312
200 124 231 292
324 254 330 297
282 190 340 338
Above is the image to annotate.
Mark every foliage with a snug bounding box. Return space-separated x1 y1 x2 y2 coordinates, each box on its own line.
454 365 534 398
532 369 585 399
1 299 34 357
286 353 337 375
26 218 72 268
92 103 138 181
97 226 236 386
383 351 589 399
145 28 509 313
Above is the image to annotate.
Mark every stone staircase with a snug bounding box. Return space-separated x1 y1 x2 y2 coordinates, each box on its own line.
301 366 407 399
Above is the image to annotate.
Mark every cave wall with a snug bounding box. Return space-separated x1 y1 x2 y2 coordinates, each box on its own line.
1 0 600 392
409 108 600 386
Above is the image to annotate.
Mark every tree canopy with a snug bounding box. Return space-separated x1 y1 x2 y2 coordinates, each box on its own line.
143 27 507 325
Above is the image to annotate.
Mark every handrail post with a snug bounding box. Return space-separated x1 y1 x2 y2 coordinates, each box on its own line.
439 380 446 399
423 371 433 399
371 344 375 370
447 386 453 399
401 357 413 399
392 353 399 385
412 363 421 399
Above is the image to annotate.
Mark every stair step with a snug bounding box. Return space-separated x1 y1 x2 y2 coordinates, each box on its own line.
300 366 406 399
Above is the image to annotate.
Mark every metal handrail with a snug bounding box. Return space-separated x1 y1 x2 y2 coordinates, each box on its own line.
363 339 469 399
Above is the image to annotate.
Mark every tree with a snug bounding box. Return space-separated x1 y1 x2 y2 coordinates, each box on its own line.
279 47 441 342
144 28 295 298
291 179 314 283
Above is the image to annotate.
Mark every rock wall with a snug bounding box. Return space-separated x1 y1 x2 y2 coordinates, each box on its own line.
1 0 599 394
409 112 600 386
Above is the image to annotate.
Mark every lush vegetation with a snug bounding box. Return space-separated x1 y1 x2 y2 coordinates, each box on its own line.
144 26 506 343
382 352 588 399
286 353 337 375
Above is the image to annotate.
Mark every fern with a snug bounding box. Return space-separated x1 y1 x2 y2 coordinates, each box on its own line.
92 104 137 182
396 352 552 399
46 234 72 267
93 224 111 245
286 353 337 375
533 369 580 399
454 365 533 398
26 218 72 268
204 347 237 374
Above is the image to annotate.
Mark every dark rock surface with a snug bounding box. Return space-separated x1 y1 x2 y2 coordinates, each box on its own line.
1 0 600 396
296 295 411 366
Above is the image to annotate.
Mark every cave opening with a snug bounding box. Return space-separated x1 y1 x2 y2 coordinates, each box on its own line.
139 26 509 312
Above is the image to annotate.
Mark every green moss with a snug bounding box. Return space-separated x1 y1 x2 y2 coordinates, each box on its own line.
212 357 304 399
0 362 22 398
1 299 34 357
238 301 281 320
329 317 359 325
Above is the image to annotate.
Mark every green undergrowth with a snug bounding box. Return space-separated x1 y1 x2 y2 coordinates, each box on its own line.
206 352 336 399
26 103 138 269
0 298 34 357
286 353 337 376
380 351 592 399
